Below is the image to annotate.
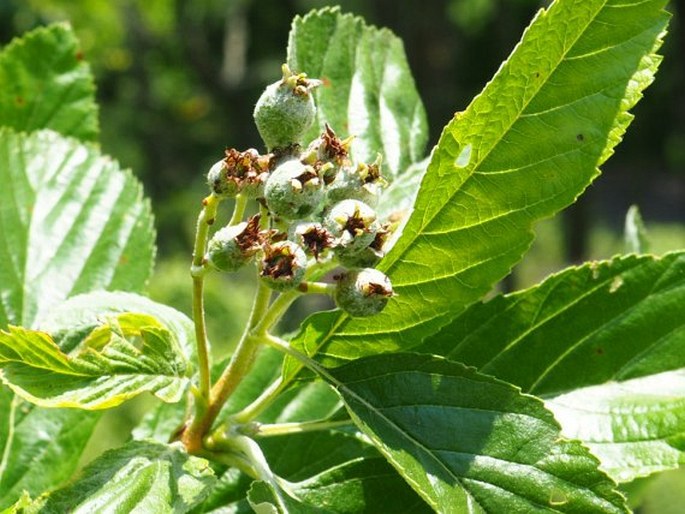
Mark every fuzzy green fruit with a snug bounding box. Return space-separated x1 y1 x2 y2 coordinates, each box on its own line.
289 221 334 260
335 268 393 317
206 216 262 272
259 240 308 291
264 159 324 220
325 199 379 255
327 159 385 207
253 64 321 151
206 148 271 199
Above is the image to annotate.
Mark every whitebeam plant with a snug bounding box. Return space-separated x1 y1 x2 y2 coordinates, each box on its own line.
0 2 682 513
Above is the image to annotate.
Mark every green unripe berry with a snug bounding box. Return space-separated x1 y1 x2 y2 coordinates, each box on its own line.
336 223 389 267
289 221 334 260
324 199 379 254
335 268 393 317
302 124 353 184
207 148 272 198
206 216 262 272
254 64 321 151
326 156 385 207
264 159 324 220
259 240 307 291
207 159 240 198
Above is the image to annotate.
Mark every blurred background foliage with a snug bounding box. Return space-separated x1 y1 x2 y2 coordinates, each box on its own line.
1 1 684 510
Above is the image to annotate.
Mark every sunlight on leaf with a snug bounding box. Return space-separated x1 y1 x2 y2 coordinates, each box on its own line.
0 313 188 409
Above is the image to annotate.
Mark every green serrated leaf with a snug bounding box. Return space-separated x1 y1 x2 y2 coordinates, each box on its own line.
0 126 155 504
245 455 432 514
326 353 628 513
0 23 98 140
291 457 431 514
416 252 685 484
0 388 99 510
287 6 428 177
285 0 670 378
258 429 431 513
0 128 155 329
417 253 685 396
546 369 685 484
0 314 188 409
261 430 373 484
35 440 216 513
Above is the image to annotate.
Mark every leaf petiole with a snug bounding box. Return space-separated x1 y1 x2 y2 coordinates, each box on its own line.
229 194 248 226
250 419 353 437
191 193 221 401
232 376 286 423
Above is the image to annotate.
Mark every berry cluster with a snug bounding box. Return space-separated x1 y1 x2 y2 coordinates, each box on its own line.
203 65 393 318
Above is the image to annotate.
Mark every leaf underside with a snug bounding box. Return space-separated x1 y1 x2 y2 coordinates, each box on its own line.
0 128 155 329
287 6 428 177
0 24 156 508
546 369 685 483
0 315 188 410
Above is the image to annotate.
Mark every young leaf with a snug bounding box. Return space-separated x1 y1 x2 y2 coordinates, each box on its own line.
417 253 685 396
546 369 685 484
40 291 196 362
287 6 428 177
0 23 98 140
0 314 188 409
0 388 99 510
33 440 216 513
0 128 155 329
624 205 651 254
326 353 628 513
286 0 670 374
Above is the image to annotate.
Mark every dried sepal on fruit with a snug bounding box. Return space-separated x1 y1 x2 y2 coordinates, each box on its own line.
259 240 308 291
336 223 390 268
302 124 353 185
206 214 264 272
207 148 272 198
327 154 386 207
290 221 334 260
253 64 322 151
325 199 380 255
335 268 394 317
264 159 324 220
